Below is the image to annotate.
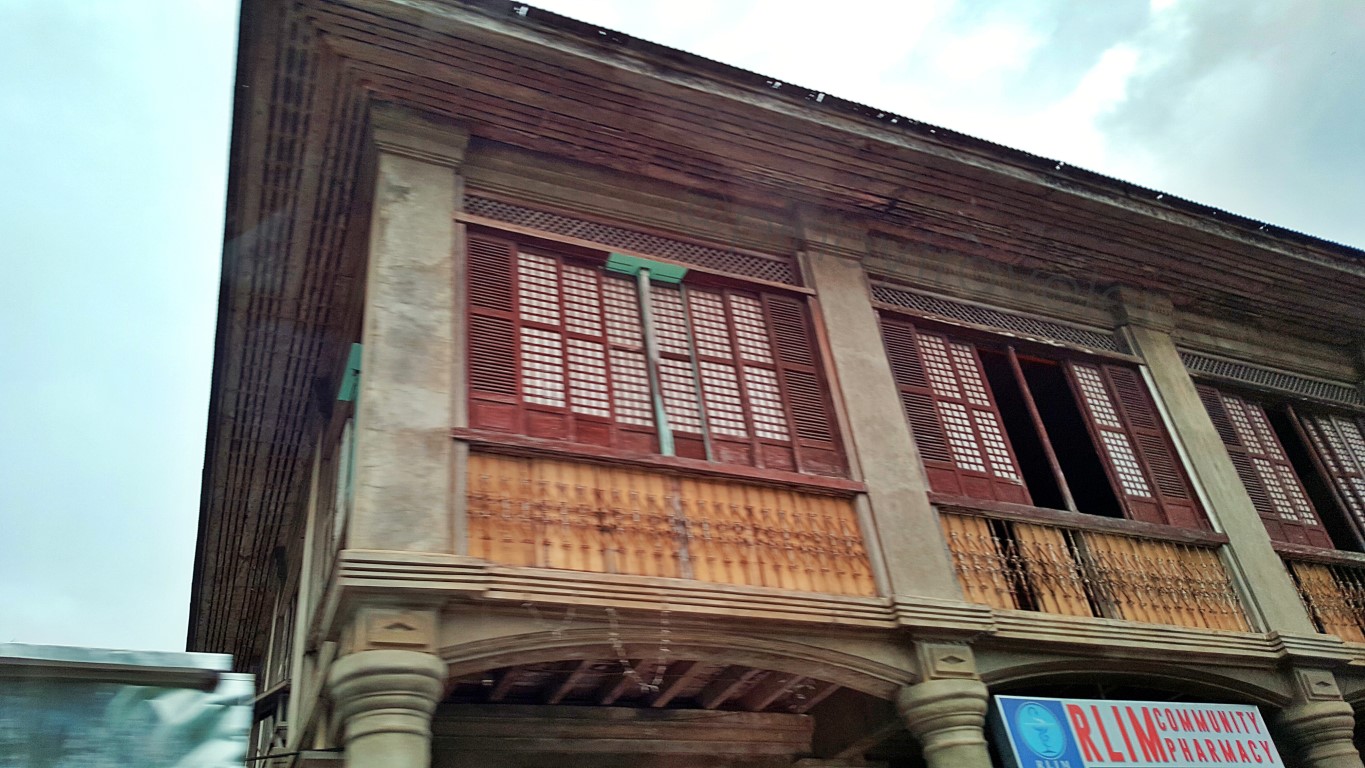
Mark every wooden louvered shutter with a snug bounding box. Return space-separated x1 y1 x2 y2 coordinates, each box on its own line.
466 234 519 432
1295 409 1365 546
762 294 844 476
1069 362 1204 529
1197 386 1333 548
879 317 1029 504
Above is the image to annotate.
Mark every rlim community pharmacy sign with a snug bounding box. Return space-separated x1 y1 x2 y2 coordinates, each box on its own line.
994 696 1284 768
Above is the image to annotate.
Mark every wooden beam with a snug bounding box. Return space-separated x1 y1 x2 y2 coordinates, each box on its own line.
488 668 522 702
545 659 594 705
790 679 841 715
737 672 805 712
649 660 707 708
699 667 763 710
599 660 651 706
833 719 904 760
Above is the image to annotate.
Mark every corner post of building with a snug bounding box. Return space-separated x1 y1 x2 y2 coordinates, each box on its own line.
897 642 993 768
1275 668 1365 768
328 606 446 768
350 103 470 555
798 210 963 602
1113 286 1317 635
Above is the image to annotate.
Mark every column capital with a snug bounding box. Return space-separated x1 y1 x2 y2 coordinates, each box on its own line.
897 678 992 768
1275 697 1364 768
328 650 445 755
370 102 470 169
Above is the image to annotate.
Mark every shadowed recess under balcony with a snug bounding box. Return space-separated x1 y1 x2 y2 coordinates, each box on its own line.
466 452 875 596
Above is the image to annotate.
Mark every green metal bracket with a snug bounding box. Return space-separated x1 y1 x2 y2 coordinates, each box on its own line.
337 343 362 402
604 253 687 284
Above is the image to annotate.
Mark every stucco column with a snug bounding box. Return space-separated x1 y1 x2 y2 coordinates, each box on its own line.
328 649 446 768
801 237 962 600
350 105 469 554
1276 699 1364 768
1116 289 1317 634
897 678 993 768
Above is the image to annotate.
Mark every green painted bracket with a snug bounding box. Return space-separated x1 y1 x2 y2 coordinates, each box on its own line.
337 342 362 402
604 253 687 283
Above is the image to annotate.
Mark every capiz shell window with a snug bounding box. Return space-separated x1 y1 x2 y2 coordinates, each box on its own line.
465 232 844 477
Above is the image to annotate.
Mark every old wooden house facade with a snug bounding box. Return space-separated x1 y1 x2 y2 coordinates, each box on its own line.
191 1 1365 765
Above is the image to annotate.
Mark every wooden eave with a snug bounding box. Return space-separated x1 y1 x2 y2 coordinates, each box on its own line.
190 0 1365 662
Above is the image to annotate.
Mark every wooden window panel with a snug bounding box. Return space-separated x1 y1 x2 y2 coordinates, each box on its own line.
1197 385 1333 548
466 234 521 432
762 294 845 477
879 317 1030 504
465 232 843 477
1295 410 1365 546
1068 362 1204 529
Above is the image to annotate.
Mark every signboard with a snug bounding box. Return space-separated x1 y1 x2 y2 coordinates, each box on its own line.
993 695 1284 768
0 644 252 768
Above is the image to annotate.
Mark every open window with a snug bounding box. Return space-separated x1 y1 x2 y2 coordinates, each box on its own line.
1195 385 1335 548
464 230 845 477
880 315 1205 529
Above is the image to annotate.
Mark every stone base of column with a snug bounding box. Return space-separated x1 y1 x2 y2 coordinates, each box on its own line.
897 678 992 768
1276 699 1364 768
328 649 446 768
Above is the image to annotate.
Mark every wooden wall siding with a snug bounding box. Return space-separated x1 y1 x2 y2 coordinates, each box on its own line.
466 452 875 596
939 510 1250 631
1287 560 1365 642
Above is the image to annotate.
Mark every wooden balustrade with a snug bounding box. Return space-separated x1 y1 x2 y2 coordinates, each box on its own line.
939 505 1250 631
466 451 876 596
1281 551 1365 642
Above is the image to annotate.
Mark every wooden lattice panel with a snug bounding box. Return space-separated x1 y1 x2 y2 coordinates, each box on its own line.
466 195 801 285
466 452 874 596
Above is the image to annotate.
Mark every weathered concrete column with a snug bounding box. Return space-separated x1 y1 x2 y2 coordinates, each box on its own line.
1116 289 1317 634
328 649 445 768
350 105 469 553
801 225 962 600
897 678 993 768
1270 668 1365 768
1276 699 1364 767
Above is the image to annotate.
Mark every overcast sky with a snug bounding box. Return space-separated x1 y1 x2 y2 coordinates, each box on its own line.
0 0 1361 655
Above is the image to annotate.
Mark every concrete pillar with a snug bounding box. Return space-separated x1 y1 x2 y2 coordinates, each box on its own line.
350 105 469 554
802 241 962 600
1116 290 1317 634
897 678 993 768
1276 699 1364 768
328 649 446 768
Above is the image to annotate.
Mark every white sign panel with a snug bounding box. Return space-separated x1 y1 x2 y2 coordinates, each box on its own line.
994 695 1284 768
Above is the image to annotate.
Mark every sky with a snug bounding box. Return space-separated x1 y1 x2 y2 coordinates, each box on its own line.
0 0 1361 654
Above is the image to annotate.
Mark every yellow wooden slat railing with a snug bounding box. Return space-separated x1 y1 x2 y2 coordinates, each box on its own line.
1288 560 1365 642
939 509 1250 631
466 452 875 596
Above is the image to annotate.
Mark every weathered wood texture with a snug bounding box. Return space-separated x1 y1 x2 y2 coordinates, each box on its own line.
466 451 876 596
1286 559 1365 642
939 509 1250 631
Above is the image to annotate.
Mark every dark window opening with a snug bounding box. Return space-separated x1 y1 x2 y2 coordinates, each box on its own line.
1017 358 1125 519
1268 407 1364 551
979 350 1066 511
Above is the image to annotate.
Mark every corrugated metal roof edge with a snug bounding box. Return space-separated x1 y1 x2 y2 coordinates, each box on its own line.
458 0 1363 263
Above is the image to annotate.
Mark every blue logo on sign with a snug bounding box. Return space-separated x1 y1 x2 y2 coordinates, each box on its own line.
1015 702 1067 759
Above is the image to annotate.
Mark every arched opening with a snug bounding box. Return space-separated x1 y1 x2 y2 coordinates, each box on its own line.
433 634 912 768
